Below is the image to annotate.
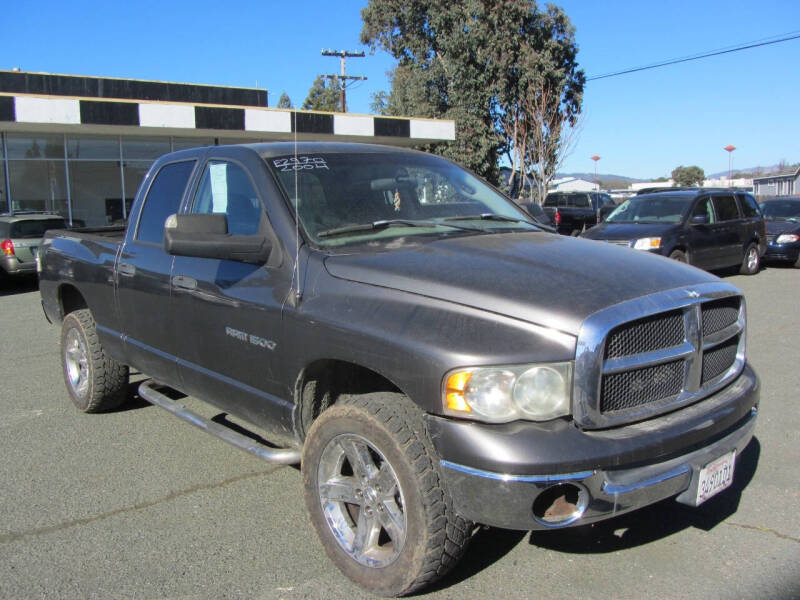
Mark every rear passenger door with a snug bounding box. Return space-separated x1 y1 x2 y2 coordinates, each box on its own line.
711 194 744 267
737 192 765 254
116 158 198 385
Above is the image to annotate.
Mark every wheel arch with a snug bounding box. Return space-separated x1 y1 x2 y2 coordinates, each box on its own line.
58 283 89 319
293 358 405 440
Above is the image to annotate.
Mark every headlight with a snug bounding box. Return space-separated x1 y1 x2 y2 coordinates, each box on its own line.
633 237 661 250
443 362 572 423
776 233 799 244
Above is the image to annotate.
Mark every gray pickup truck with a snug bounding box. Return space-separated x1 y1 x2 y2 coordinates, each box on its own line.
38 143 758 596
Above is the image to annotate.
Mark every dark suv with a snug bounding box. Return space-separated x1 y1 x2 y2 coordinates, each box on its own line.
581 189 766 274
543 191 616 235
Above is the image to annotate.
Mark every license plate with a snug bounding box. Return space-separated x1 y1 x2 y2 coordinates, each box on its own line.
696 451 735 505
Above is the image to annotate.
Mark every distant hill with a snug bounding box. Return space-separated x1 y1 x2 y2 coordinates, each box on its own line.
707 164 799 178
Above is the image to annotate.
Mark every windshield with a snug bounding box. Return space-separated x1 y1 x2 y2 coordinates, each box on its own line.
10 218 66 238
265 151 538 246
605 195 693 224
761 199 800 220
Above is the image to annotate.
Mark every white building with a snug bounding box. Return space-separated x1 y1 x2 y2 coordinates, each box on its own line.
549 177 598 192
702 177 753 189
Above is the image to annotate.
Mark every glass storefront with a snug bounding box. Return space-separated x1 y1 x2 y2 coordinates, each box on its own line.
0 133 221 225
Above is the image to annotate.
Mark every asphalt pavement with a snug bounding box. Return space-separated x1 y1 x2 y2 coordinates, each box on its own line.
1 266 799 599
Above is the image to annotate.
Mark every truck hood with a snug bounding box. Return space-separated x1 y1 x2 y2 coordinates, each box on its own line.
582 222 677 241
323 232 718 336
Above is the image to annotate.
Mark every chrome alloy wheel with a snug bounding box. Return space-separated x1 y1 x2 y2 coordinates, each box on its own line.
317 433 407 568
746 247 759 271
64 328 90 398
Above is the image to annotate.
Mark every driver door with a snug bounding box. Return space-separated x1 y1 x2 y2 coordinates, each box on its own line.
169 151 293 434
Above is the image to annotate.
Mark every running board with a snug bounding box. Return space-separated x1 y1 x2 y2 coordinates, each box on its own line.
138 380 301 465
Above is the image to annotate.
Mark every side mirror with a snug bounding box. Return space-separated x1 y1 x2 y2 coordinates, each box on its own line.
691 214 709 225
163 213 272 264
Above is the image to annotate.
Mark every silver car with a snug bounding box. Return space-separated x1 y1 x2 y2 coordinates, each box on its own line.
0 213 67 281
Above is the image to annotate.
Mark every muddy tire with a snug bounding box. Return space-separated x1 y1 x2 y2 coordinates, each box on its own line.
739 243 760 275
61 309 129 412
301 392 471 596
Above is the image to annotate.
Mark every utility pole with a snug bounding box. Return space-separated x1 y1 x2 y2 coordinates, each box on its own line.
321 49 366 112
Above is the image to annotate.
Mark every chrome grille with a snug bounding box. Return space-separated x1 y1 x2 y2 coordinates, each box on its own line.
702 336 739 383
766 235 776 243
606 240 631 247
573 283 746 429
601 361 683 412
605 310 684 358
702 297 739 336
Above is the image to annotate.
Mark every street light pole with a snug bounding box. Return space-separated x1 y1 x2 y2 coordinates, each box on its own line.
724 145 736 188
591 155 601 190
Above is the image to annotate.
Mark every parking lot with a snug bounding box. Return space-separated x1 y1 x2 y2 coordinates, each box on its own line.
1 266 799 600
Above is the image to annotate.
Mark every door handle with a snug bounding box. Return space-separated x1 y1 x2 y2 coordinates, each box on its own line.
172 275 198 291
118 262 136 277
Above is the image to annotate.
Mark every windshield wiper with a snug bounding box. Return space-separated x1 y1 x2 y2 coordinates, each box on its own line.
317 219 480 239
441 213 537 226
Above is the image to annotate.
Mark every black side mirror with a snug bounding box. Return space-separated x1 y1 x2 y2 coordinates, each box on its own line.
691 214 709 225
163 213 272 264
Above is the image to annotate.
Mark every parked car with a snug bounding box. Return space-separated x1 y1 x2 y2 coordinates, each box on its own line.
581 189 766 274
760 196 800 266
0 212 67 282
517 201 554 227
542 191 616 235
39 143 758 596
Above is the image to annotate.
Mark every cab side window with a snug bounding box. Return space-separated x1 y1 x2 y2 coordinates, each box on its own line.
712 195 740 222
691 198 715 224
136 161 196 244
192 161 263 235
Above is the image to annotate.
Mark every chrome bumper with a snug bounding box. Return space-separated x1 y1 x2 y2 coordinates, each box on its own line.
439 405 757 531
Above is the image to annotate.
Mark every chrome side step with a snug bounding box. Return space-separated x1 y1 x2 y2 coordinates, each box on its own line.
138 380 301 465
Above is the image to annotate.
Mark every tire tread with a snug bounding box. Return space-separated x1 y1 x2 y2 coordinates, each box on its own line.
62 309 129 413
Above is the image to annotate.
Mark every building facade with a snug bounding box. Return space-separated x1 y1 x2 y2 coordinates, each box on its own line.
753 167 800 198
0 70 455 226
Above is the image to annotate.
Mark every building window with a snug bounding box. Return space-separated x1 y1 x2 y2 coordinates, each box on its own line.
172 137 214 151
67 135 123 227
6 133 69 216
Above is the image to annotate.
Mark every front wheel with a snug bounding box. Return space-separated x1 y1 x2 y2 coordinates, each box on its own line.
61 309 129 412
301 393 471 596
739 243 760 275
669 249 688 263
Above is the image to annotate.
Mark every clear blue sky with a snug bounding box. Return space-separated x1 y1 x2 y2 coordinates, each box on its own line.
5 0 799 179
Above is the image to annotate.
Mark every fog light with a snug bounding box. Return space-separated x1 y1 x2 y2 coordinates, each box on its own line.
532 483 589 527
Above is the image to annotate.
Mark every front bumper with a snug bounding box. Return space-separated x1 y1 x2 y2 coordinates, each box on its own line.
427 364 758 530
763 243 800 263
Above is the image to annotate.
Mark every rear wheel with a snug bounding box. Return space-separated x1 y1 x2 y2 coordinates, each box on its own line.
669 249 688 263
739 243 760 275
302 393 471 596
61 309 129 412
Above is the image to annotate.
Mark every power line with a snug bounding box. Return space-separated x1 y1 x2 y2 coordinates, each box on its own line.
587 31 800 81
321 49 367 112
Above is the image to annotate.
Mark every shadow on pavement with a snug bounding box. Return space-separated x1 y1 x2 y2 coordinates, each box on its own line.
423 527 527 594
0 275 39 296
529 437 761 554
